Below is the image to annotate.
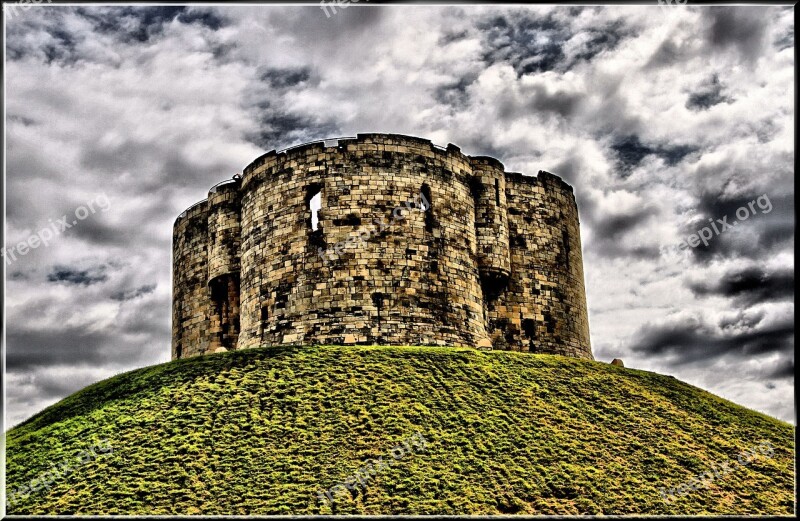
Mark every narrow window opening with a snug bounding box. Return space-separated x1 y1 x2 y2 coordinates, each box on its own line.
372 292 384 343
260 303 269 342
176 344 182 359
494 178 501 206
421 183 434 232
522 318 536 351
561 229 570 268
305 183 325 249
468 176 483 199
309 191 322 231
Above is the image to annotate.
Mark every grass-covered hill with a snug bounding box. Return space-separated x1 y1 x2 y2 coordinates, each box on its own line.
5 345 795 515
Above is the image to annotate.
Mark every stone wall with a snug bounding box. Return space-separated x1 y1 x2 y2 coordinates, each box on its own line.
172 133 592 360
172 200 211 359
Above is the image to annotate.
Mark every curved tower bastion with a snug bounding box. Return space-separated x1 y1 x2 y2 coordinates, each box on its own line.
172 133 592 360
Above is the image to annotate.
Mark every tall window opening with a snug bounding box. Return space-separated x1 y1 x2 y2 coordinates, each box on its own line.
561 229 570 268
522 318 536 351
305 183 324 249
494 178 501 206
372 292 385 343
309 191 322 231
421 183 434 232
468 176 483 199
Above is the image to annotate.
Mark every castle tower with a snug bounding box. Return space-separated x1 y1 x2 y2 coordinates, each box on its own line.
172 134 592 360
470 156 512 294
206 179 242 352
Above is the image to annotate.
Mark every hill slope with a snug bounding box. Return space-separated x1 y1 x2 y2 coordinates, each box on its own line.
5 345 795 515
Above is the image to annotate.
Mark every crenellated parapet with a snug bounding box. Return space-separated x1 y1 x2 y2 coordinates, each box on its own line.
172 133 592 360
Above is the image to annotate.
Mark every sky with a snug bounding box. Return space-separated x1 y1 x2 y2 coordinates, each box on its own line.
3 4 794 426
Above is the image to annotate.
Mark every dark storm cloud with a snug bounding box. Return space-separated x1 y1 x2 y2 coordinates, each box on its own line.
646 39 689 69
774 27 793 51
688 266 794 307
769 359 794 379
67 217 140 248
8 327 123 369
478 14 567 74
9 115 38 126
579 194 661 260
76 6 226 43
47 265 108 286
243 102 340 151
434 75 478 109
592 206 655 243
529 85 584 119
611 135 696 174
6 18 79 64
590 241 660 261
686 74 733 111
685 192 793 264
705 7 768 62
478 10 628 76
9 369 111 402
571 20 629 63
28 372 87 400
259 67 313 89
717 309 765 331
111 284 157 302
438 29 470 46
7 324 166 371
8 6 226 64
7 284 170 372
631 315 794 365
611 136 652 169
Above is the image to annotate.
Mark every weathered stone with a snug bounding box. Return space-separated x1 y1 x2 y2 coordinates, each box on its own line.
611 358 624 367
172 134 593 360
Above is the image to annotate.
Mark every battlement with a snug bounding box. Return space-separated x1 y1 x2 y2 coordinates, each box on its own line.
173 134 592 360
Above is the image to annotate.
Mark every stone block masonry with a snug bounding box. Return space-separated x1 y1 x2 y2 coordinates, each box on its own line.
172 133 592 360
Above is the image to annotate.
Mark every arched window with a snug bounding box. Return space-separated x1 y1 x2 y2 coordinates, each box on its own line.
309 191 321 231
305 183 323 232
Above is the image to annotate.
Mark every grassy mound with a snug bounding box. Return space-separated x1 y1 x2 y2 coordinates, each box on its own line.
5 345 794 515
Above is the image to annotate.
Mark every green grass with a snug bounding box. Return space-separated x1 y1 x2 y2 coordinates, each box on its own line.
5 345 795 515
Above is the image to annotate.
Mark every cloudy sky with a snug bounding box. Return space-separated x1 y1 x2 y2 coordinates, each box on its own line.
3 4 794 426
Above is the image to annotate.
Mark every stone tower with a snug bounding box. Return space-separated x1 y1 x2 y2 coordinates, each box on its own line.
172 133 592 360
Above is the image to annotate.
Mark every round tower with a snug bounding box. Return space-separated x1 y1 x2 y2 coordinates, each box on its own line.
207 178 242 352
469 156 512 295
172 200 210 359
